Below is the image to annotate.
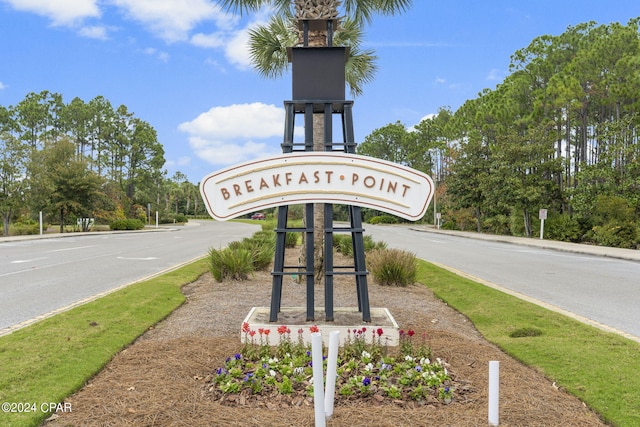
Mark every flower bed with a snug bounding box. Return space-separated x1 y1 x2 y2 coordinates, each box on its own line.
204 324 458 407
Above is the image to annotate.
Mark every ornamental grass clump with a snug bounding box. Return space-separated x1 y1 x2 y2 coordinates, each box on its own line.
367 248 417 286
208 247 253 281
206 324 454 406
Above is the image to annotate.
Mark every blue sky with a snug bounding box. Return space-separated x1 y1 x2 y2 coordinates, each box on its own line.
1 1 638 183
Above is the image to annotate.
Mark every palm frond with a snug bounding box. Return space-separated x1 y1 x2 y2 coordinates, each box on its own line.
219 0 292 15
248 15 297 78
345 47 378 97
343 0 413 24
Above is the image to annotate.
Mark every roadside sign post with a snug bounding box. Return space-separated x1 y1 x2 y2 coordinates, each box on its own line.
539 209 547 240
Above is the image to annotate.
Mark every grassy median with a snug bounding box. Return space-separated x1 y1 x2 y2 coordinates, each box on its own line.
0 259 209 427
418 261 640 426
1 255 638 426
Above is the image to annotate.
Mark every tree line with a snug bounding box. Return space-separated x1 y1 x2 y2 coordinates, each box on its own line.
0 91 204 235
358 19 640 248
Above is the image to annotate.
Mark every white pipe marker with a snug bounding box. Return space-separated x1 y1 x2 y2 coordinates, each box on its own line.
489 360 500 426
311 332 326 427
324 331 340 418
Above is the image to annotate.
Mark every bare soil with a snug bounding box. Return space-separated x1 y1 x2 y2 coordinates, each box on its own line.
45 251 607 427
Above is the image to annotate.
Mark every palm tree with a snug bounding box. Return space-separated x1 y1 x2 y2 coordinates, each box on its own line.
221 0 413 284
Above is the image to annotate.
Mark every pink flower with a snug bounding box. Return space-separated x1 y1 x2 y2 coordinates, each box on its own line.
309 325 320 333
242 322 250 333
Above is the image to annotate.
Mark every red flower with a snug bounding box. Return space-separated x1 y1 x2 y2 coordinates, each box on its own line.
277 325 288 335
309 325 320 333
258 328 264 335
249 330 256 337
264 329 271 336
407 330 415 337
242 322 250 333
376 328 384 337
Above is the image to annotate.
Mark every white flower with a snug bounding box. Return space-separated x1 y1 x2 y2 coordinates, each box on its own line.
420 357 431 365
361 350 371 359
269 369 276 377
364 362 374 371
405 355 414 362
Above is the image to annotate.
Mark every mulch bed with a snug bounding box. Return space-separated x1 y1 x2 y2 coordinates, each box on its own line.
45 251 607 426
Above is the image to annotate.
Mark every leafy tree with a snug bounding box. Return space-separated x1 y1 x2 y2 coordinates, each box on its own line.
357 121 408 164
0 106 27 235
123 118 165 204
14 90 64 149
30 139 104 232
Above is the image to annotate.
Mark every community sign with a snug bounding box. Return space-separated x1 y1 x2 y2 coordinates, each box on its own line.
200 152 435 221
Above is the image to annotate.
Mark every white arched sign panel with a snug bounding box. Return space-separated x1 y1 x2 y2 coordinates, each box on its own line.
200 152 434 221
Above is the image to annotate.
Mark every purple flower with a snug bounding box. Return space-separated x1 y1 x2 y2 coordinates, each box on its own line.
362 377 371 386
234 353 242 360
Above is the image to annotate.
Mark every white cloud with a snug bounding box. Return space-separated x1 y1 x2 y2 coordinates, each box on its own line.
224 29 252 69
78 25 109 39
179 102 286 166
164 156 192 170
3 0 100 26
190 32 226 49
180 103 284 139
142 47 170 62
110 0 231 43
0 81 6 90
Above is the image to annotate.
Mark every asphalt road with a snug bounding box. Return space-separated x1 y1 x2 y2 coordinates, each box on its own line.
3 220 639 343
364 224 640 342
0 220 261 334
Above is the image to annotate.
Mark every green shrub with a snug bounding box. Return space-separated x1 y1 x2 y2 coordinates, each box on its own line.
366 248 417 287
109 219 145 230
368 215 400 225
333 234 353 256
333 234 386 256
239 231 276 271
482 214 510 235
364 234 387 252
208 247 254 281
8 220 40 235
545 213 582 242
589 220 639 249
285 232 299 248
158 213 188 224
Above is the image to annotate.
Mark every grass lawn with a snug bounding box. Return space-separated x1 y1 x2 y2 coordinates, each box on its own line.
0 259 209 427
417 261 640 427
0 250 638 426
